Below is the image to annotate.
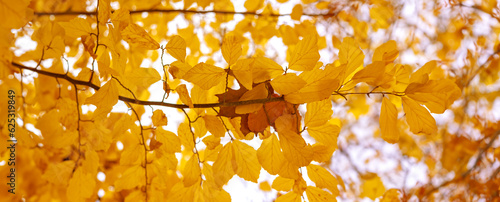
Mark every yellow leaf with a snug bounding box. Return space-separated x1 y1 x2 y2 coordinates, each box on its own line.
289 35 320 71
59 18 92 38
169 61 192 79
232 140 261 182
352 61 392 87
120 142 142 165
176 84 194 108
152 109 168 126
0 0 33 29
98 0 111 25
183 62 226 90
373 40 398 63
270 73 307 95
278 160 301 180
381 188 402 202
203 115 226 138
312 144 335 162
178 122 195 150
43 161 74 185
285 66 340 104
360 174 386 200
125 67 161 88
275 191 302 202
166 35 187 62
202 135 221 150
278 129 313 167
110 9 130 30
291 4 303 21
85 79 119 116
67 167 96 201
244 0 264 11
306 186 337 202
259 181 272 191
231 58 253 90
307 122 340 146
280 25 299 46
156 128 181 153
409 61 437 84
304 99 333 127
380 97 399 143
257 133 285 175
213 142 235 187
222 34 242 66
121 23 160 49
306 164 339 195
114 165 146 191
402 97 437 135
405 79 461 114
252 57 284 83
235 83 268 114
183 154 201 186
272 176 294 191
339 37 365 83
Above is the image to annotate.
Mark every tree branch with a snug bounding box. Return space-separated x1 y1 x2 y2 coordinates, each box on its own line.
33 9 339 18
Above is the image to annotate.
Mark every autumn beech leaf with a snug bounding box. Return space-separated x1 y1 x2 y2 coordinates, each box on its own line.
202 135 221 150
183 62 226 90
152 109 168 126
169 61 192 79
120 143 141 165
290 4 303 21
312 144 335 162
222 34 242 66
307 122 340 146
114 164 146 191
306 164 339 195
232 140 261 182
373 40 398 63
203 115 226 138
85 79 119 117
380 97 400 143
278 160 301 179
306 186 337 202
231 59 253 90
272 176 294 191
59 18 92 38
339 37 365 83
278 128 314 167
304 99 333 127
0 0 32 29
275 191 302 202
183 154 201 186
352 61 393 88
405 79 461 114
110 9 130 30
213 142 235 188
289 34 320 71
402 97 437 135
285 67 340 104
257 133 285 175
66 167 96 201
176 84 194 108
252 57 284 83
121 23 160 49
125 67 161 88
293 176 308 194
156 128 181 153
270 73 307 95
235 83 268 114
98 0 111 25
42 161 74 185
360 174 386 200
409 60 437 84
166 35 187 62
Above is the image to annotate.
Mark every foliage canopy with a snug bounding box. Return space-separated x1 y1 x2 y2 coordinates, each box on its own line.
1 0 500 201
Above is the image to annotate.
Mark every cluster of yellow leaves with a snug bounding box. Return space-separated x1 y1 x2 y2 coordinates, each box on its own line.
0 0 477 201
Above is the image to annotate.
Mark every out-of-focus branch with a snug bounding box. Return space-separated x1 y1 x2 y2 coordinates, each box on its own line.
33 9 339 17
